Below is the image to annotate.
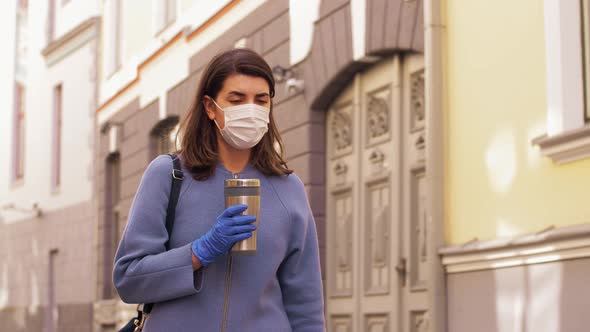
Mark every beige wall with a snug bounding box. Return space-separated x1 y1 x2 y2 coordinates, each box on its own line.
444 0 590 244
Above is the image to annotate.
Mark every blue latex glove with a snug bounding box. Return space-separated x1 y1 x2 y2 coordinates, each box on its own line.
192 204 256 266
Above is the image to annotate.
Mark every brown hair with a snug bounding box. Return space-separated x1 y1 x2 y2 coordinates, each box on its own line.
177 48 292 180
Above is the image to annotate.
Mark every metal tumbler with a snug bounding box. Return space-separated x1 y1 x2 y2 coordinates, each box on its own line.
224 178 260 253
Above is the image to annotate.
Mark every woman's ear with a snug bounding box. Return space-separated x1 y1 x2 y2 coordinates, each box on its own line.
203 95 216 120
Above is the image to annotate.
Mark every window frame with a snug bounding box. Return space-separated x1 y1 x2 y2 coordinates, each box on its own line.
47 0 56 43
106 0 122 76
534 0 590 164
12 83 26 183
153 0 177 36
52 84 63 192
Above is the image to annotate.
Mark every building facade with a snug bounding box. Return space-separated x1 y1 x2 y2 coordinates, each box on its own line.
93 1 446 331
441 0 590 331
0 1 100 331
2 0 590 331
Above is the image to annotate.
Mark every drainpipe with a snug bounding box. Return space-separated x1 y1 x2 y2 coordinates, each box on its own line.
424 0 447 331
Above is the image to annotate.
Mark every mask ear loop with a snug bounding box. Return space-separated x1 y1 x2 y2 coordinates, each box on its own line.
207 96 224 130
213 119 222 131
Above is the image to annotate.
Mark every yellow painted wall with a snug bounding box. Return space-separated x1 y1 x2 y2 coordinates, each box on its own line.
444 0 590 244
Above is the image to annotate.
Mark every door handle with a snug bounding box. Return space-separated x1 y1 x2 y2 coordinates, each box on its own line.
395 258 407 287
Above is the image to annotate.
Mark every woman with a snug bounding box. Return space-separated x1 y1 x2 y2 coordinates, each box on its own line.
113 48 325 332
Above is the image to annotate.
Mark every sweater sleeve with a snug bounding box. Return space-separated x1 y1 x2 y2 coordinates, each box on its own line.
113 155 203 304
277 175 326 332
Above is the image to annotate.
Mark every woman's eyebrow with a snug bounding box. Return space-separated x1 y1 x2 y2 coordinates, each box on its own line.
226 91 269 98
227 91 246 97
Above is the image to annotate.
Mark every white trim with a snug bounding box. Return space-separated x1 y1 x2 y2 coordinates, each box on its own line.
98 0 265 125
288 0 320 65
99 0 233 111
543 0 585 136
108 125 120 154
442 236 590 274
44 23 97 67
159 93 167 120
537 132 590 164
351 0 366 61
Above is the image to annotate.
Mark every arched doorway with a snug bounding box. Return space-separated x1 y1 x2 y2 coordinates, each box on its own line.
325 54 428 332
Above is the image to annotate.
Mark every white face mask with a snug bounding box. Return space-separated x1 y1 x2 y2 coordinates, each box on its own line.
210 98 270 150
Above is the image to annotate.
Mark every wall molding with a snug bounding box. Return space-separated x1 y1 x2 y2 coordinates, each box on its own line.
440 224 590 273
532 124 590 164
42 17 100 67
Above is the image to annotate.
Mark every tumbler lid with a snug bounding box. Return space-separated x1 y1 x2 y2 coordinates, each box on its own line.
224 179 260 187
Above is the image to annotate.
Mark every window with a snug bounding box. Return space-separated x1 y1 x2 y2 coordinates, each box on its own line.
16 0 28 78
154 0 177 34
107 0 122 75
47 0 55 43
534 0 590 164
13 83 25 181
13 1 27 183
102 153 120 300
52 84 62 190
150 117 180 158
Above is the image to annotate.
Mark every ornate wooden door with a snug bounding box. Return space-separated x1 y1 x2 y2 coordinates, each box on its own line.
326 54 428 332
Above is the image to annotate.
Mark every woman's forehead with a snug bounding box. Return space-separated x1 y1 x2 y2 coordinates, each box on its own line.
220 74 269 95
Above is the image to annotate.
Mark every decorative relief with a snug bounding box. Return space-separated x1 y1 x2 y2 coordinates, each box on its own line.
332 315 352 332
411 169 428 290
337 213 352 271
332 193 353 296
331 104 353 157
373 206 388 268
365 182 390 294
366 86 391 146
334 161 348 185
365 314 389 332
410 69 425 132
411 311 430 332
415 134 426 161
368 96 389 137
409 131 426 166
369 148 386 174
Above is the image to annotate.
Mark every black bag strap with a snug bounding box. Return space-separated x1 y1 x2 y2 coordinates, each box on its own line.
165 153 183 250
142 154 183 316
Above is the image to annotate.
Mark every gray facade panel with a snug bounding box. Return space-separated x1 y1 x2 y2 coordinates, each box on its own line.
119 130 148 163
368 0 389 52
189 0 289 73
332 7 351 71
263 41 290 103
319 0 349 19
288 152 326 186
262 12 290 54
166 72 200 118
448 258 590 332
274 94 324 133
319 15 338 83
282 122 326 159
0 202 95 332
397 0 421 49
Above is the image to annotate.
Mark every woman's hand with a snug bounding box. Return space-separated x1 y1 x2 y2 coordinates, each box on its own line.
191 204 256 267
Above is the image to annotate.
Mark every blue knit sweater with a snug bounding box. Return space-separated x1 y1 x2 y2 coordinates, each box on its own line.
113 155 325 332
